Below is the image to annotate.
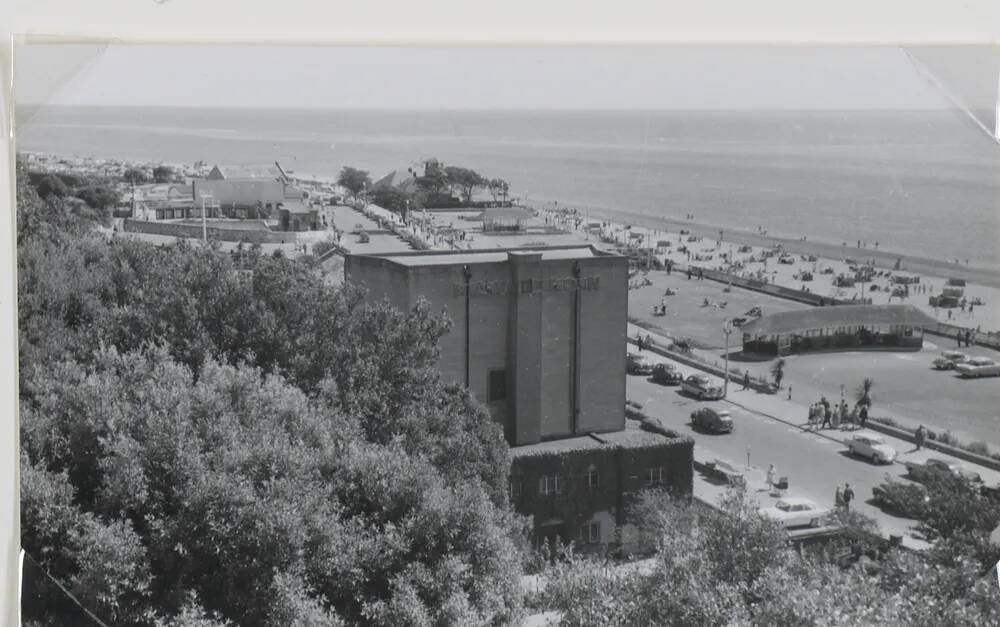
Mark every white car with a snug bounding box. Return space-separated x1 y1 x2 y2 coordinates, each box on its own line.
681 374 724 400
845 433 897 464
932 351 968 370
956 357 1000 378
759 497 831 529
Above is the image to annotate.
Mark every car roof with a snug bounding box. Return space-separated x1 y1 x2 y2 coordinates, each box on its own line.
853 433 885 442
777 497 815 506
967 357 995 365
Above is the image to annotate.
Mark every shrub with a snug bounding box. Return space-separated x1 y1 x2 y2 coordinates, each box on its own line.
966 441 991 457
936 431 956 446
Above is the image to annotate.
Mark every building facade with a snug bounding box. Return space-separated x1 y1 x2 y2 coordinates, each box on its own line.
345 246 629 446
346 246 693 551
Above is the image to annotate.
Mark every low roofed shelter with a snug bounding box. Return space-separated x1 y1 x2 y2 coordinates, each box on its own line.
478 206 533 232
740 304 938 356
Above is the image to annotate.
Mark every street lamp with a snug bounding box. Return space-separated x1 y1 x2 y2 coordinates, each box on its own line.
723 318 734 398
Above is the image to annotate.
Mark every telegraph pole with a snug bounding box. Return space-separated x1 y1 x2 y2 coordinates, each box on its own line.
723 318 733 398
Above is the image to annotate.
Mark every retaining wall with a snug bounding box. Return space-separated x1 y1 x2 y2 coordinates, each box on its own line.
123 218 294 243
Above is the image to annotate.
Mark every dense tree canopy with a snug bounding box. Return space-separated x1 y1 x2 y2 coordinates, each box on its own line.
17 161 521 626
152 165 175 184
540 491 1000 626
336 166 371 204
443 166 486 203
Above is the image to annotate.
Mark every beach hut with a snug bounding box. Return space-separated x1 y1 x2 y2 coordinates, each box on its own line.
478 207 533 232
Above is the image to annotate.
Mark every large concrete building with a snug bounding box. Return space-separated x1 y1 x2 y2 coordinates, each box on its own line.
345 246 628 445
346 245 693 552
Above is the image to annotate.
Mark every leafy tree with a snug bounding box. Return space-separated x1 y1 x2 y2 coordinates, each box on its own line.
152 165 175 184
20 349 523 626
75 185 119 212
444 166 485 203
488 178 510 203
416 159 449 197
123 168 149 184
769 357 785 388
35 174 69 199
855 376 875 408
371 185 420 218
336 166 371 204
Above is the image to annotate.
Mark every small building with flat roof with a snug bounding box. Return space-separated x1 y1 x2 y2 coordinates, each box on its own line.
478 207 533 232
740 304 937 356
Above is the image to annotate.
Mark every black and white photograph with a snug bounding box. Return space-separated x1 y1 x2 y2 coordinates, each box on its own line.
11 41 1000 625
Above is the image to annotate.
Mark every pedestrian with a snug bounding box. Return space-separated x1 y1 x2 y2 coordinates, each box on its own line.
948 309 952 321
835 485 845 509
858 404 868 429
957 331 963 347
842 483 855 510
767 464 776 491
822 402 832 430
839 401 850 429
915 424 926 451
787 385 792 401
743 371 751 391
637 335 644 352
965 330 972 346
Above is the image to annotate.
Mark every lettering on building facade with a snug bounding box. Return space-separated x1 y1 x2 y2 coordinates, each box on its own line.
453 276 600 296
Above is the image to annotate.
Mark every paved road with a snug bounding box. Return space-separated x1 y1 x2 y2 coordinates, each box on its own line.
626 349 1000 548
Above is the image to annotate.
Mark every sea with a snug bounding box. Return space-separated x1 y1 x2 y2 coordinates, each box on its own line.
15 106 1000 272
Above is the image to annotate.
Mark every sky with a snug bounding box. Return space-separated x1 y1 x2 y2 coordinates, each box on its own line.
13 44 999 111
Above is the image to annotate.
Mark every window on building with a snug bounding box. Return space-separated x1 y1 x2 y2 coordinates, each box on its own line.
645 466 666 487
509 479 522 500
487 369 507 403
578 521 601 544
539 475 562 496
584 465 599 489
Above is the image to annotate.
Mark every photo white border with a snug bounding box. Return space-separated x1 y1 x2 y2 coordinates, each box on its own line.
3 1 1000 623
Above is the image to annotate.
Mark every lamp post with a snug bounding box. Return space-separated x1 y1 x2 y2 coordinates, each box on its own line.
723 318 733 398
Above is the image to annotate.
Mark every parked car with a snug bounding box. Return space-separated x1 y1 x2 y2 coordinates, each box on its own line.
691 407 734 433
759 498 831 528
626 352 655 376
708 459 746 487
905 458 982 484
681 374 724 400
844 433 898 464
932 351 968 370
955 357 1000 378
651 362 682 385
778 254 795 265
872 481 930 517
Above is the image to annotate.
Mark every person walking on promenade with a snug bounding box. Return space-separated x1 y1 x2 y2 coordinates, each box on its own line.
743 371 751 391
843 484 855 511
787 385 792 401
839 401 850 429
948 309 952 321
965 329 972 347
637 335 645 352
957 330 963 347
821 400 833 430
858 404 868 430
835 485 845 509
915 425 927 451
766 464 777 491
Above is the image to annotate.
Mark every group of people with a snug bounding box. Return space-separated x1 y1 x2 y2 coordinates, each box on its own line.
835 483 856 510
957 328 976 347
807 396 868 431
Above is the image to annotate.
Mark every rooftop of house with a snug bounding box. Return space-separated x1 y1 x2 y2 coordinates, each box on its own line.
510 422 688 459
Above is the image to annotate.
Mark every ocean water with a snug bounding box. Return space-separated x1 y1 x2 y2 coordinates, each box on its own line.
15 106 1000 270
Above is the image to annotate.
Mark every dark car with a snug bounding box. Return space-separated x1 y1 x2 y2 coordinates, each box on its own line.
872 481 930 518
904 458 982 484
651 362 682 385
626 352 654 376
691 407 734 433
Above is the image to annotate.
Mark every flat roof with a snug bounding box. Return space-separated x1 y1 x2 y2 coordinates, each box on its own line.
741 304 938 337
352 245 613 267
511 423 687 459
